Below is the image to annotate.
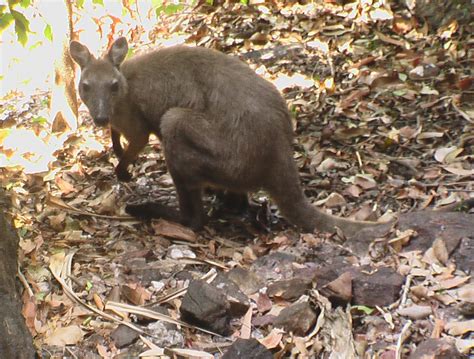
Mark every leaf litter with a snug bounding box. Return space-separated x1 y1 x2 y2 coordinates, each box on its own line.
1 0 473 357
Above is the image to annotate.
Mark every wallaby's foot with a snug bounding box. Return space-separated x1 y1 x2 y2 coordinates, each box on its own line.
125 201 205 230
115 166 132 182
214 191 249 215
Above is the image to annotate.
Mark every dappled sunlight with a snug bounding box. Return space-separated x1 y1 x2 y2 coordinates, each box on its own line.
0 128 64 174
273 72 316 91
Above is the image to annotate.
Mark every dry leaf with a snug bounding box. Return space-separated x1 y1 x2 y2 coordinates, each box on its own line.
432 238 449 266
258 328 284 349
152 219 197 242
45 325 84 346
445 320 474 336
437 276 471 290
397 305 432 319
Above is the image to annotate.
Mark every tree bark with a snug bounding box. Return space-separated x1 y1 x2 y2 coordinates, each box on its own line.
48 0 78 132
0 190 37 358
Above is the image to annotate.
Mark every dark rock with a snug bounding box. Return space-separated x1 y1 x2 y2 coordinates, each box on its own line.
409 338 466 359
214 273 251 317
273 302 318 336
180 280 248 335
452 237 474 274
267 278 311 301
227 267 265 295
352 267 404 307
222 338 273 359
347 211 473 256
110 325 139 349
457 301 474 317
252 314 277 327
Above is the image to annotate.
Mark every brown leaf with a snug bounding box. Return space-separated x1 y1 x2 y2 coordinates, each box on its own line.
324 271 353 303
445 320 474 336
256 293 273 313
258 328 284 349
152 219 197 242
45 325 84 346
436 276 470 290
432 238 449 266
122 284 151 306
55 176 75 194
397 305 432 319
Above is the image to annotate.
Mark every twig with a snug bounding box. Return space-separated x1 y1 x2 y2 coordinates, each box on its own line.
451 98 474 123
396 320 412 359
46 194 134 221
400 275 412 307
17 264 34 297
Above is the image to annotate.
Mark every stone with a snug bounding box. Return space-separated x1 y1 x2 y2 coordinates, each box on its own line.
352 267 404 307
251 252 298 281
222 338 273 359
180 279 249 335
227 267 265 295
409 338 465 359
110 325 139 349
273 301 318 336
453 237 474 274
213 273 251 317
267 278 310 301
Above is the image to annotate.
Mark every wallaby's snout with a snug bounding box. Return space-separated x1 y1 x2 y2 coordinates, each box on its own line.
70 38 129 128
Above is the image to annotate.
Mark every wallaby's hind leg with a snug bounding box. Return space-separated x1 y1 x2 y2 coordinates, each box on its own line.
126 108 220 229
215 191 249 215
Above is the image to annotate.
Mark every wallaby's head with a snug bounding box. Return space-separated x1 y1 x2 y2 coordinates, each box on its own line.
70 37 129 127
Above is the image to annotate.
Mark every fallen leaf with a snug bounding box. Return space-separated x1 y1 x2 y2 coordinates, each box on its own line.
45 325 84 346
436 276 471 290
445 320 474 336
432 238 449 265
152 219 197 242
258 328 284 349
397 305 432 319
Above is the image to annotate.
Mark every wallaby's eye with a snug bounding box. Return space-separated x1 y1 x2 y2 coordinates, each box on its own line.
82 83 90 92
110 81 119 93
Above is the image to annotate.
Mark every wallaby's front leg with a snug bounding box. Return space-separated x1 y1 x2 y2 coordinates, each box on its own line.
115 133 149 182
111 128 124 158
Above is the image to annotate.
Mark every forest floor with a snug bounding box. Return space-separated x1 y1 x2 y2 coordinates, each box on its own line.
1 1 473 358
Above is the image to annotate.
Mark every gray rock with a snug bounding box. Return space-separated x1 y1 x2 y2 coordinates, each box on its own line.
273 301 318 336
267 278 310 301
352 266 404 307
180 279 249 335
222 338 273 359
227 267 265 295
409 338 466 359
110 325 139 348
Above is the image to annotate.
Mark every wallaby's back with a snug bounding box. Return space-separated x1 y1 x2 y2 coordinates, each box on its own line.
121 46 295 190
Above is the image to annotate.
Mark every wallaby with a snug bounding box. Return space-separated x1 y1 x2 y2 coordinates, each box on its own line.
70 37 382 234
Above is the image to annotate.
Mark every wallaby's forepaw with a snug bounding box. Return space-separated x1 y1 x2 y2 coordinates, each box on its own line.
115 167 132 182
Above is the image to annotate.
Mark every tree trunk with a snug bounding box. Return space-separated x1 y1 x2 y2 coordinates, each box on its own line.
48 0 78 132
0 190 37 358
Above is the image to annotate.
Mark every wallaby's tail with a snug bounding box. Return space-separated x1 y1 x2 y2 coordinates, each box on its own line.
267 161 381 235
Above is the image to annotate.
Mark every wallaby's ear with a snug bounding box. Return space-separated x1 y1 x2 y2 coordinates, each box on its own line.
70 41 92 69
107 37 128 67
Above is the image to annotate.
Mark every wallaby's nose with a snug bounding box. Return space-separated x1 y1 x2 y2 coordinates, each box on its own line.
94 116 109 126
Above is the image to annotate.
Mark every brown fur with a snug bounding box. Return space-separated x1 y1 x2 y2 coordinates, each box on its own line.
70 37 381 234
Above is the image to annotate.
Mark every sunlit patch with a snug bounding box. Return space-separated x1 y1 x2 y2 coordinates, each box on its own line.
0 128 63 174
273 73 315 91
